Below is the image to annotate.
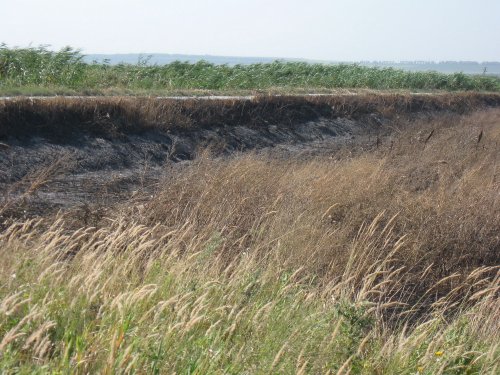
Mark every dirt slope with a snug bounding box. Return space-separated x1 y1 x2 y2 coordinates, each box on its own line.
1 93 499 219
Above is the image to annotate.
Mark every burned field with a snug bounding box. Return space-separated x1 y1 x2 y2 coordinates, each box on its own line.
0 93 499 373
1 93 499 217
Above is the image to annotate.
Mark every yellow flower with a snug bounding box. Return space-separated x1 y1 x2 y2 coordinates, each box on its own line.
417 366 424 373
435 351 444 357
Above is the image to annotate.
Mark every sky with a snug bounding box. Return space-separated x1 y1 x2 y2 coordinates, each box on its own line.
1 0 500 61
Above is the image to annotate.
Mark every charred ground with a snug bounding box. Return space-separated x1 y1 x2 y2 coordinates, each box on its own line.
1 93 499 219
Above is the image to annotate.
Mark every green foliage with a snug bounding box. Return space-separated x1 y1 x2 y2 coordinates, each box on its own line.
1 45 499 93
0 44 86 87
0 219 498 373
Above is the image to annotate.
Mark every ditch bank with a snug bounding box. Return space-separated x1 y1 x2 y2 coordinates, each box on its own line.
1 93 500 218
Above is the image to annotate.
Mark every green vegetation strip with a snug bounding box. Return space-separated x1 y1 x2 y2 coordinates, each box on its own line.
1 45 499 95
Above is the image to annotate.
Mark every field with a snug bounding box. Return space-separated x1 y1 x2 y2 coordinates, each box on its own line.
1 45 500 96
0 91 499 374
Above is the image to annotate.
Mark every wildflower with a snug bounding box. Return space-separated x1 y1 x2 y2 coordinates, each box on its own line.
435 351 444 357
417 366 424 373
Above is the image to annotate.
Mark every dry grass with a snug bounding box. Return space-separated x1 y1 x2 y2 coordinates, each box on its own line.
141 108 499 307
0 108 499 373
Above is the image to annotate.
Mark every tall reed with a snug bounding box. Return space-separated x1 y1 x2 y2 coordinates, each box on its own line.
2 45 499 93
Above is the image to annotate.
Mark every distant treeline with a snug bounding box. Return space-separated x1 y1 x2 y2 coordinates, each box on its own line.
1 45 499 93
360 61 500 75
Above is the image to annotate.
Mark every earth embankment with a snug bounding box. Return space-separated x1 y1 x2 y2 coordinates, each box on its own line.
1 93 499 218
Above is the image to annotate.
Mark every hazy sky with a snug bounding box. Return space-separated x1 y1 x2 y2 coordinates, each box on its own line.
2 0 499 61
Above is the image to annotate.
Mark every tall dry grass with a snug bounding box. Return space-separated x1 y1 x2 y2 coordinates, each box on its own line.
0 109 499 373
145 109 499 290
